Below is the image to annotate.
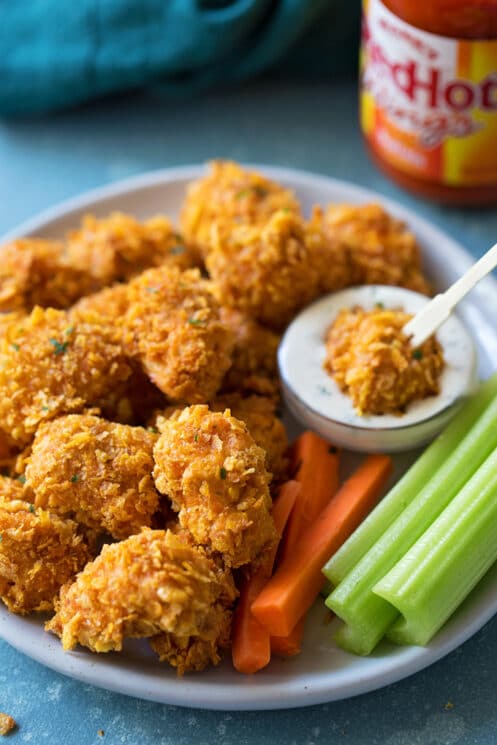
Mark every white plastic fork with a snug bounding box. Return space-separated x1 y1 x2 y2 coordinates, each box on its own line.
404 241 497 348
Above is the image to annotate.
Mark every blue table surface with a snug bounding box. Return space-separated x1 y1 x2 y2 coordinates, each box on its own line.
1 77 497 745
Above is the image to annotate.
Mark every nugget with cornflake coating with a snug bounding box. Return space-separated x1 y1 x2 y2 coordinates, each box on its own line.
219 308 280 398
207 210 323 330
313 203 431 295
66 212 197 284
153 394 288 483
153 405 276 567
0 493 92 614
46 529 236 675
180 160 300 258
0 238 98 314
26 414 159 539
123 266 234 403
0 307 132 446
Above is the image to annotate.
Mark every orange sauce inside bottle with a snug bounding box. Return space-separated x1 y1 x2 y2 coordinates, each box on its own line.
361 0 497 205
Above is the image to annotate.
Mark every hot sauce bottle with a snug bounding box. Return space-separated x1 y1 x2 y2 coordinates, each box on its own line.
360 0 497 205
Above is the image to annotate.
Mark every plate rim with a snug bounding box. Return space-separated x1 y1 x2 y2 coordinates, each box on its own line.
2 163 497 711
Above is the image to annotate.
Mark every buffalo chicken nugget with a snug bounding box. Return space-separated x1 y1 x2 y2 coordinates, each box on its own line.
0 238 98 314
180 160 300 258
153 405 277 567
26 414 159 540
66 212 197 285
0 307 132 447
46 529 236 675
219 308 280 398
206 211 323 330
0 494 92 615
316 203 431 295
123 266 234 403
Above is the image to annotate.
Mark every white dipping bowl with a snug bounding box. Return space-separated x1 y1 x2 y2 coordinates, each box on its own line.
278 285 477 453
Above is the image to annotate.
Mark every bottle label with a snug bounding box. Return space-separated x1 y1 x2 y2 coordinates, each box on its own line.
360 0 497 187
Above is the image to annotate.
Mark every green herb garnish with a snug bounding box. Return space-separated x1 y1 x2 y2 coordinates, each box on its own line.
412 349 423 360
28 504 36 514
10 343 20 352
194 433 199 443
17 475 26 484
49 338 69 356
375 302 385 309
70 474 79 483
220 467 227 480
170 245 185 256
188 317 204 326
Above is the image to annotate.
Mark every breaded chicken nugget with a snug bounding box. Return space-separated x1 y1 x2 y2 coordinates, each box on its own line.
219 308 280 398
207 210 323 330
0 307 131 446
46 529 236 675
313 203 431 295
180 160 300 258
66 213 197 285
153 394 288 483
26 414 159 540
153 405 276 567
123 266 234 403
209 393 288 483
0 492 92 614
0 239 98 314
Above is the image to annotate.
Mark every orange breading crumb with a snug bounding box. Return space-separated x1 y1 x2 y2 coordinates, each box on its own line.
153 405 277 567
0 311 26 340
66 212 198 284
207 210 323 330
0 238 98 314
0 494 92 615
324 307 444 415
26 414 159 540
219 308 280 398
0 306 131 447
123 266 234 403
0 713 16 736
180 160 300 258
46 529 236 675
313 203 431 295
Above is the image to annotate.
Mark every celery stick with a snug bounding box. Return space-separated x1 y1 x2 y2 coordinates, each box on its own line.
325 386 497 655
375 447 497 646
324 373 497 587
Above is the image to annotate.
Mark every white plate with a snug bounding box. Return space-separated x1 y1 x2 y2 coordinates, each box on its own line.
1 165 497 711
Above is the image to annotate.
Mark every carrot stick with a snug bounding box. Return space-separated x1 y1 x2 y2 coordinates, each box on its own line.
251 455 393 638
270 433 340 657
270 617 305 657
280 432 339 563
231 481 300 674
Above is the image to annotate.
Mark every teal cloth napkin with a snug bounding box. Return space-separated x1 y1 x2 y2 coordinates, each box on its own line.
0 0 360 115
